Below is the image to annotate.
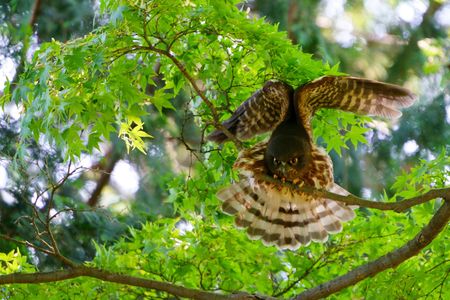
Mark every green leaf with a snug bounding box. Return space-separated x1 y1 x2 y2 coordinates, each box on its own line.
149 89 176 113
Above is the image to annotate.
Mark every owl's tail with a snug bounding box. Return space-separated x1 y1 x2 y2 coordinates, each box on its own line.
217 181 355 250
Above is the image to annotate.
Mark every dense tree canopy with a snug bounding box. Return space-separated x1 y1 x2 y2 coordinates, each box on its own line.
0 0 449 299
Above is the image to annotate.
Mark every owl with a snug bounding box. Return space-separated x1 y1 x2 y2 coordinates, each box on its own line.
208 76 415 250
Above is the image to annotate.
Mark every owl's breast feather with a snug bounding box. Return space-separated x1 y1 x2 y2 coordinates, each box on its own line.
234 142 334 194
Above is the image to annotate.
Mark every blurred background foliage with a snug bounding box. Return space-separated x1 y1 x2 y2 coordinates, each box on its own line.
0 0 449 298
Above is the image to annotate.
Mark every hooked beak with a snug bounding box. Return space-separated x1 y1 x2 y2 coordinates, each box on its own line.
279 161 287 174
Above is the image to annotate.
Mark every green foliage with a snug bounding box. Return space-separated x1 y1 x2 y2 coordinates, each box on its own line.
119 116 153 153
0 0 449 299
0 249 34 274
392 149 450 198
1 0 366 160
313 110 370 155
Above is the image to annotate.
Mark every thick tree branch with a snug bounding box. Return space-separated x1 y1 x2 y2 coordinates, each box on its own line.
1 199 448 300
258 174 450 212
299 186 450 212
1 182 448 300
2 193 448 300
294 198 450 300
0 267 267 300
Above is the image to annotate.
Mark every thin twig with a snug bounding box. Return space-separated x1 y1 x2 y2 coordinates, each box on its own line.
41 162 79 267
139 15 244 150
144 46 242 149
273 252 325 297
0 234 55 257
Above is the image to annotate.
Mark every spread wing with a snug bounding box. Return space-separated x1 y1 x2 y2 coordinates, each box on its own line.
207 81 294 143
295 76 416 134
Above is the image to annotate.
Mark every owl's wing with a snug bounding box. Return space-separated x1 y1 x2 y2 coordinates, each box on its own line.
295 76 416 131
207 81 293 143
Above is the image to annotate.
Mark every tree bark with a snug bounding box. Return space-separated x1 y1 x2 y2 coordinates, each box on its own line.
294 199 450 300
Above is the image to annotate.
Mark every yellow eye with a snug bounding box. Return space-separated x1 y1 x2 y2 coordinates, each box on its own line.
289 158 298 165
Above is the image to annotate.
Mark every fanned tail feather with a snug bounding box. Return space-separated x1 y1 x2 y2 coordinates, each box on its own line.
217 181 355 250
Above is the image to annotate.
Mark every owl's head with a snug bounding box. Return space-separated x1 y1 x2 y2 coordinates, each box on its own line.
264 135 312 182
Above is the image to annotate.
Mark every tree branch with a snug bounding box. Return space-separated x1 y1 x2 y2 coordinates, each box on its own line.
87 148 121 207
293 198 450 300
2 185 448 300
0 267 268 300
112 44 243 149
29 0 42 27
138 19 244 149
258 174 450 212
144 44 242 149
299 186 450 212
0 234 55 257
1 199 448 300
9 0 43 92
3 194 448 300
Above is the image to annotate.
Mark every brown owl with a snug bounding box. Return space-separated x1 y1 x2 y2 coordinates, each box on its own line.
208 76 416 250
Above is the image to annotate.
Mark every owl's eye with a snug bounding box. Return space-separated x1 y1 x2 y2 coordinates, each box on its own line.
289 157 299 165
273 157 280 165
